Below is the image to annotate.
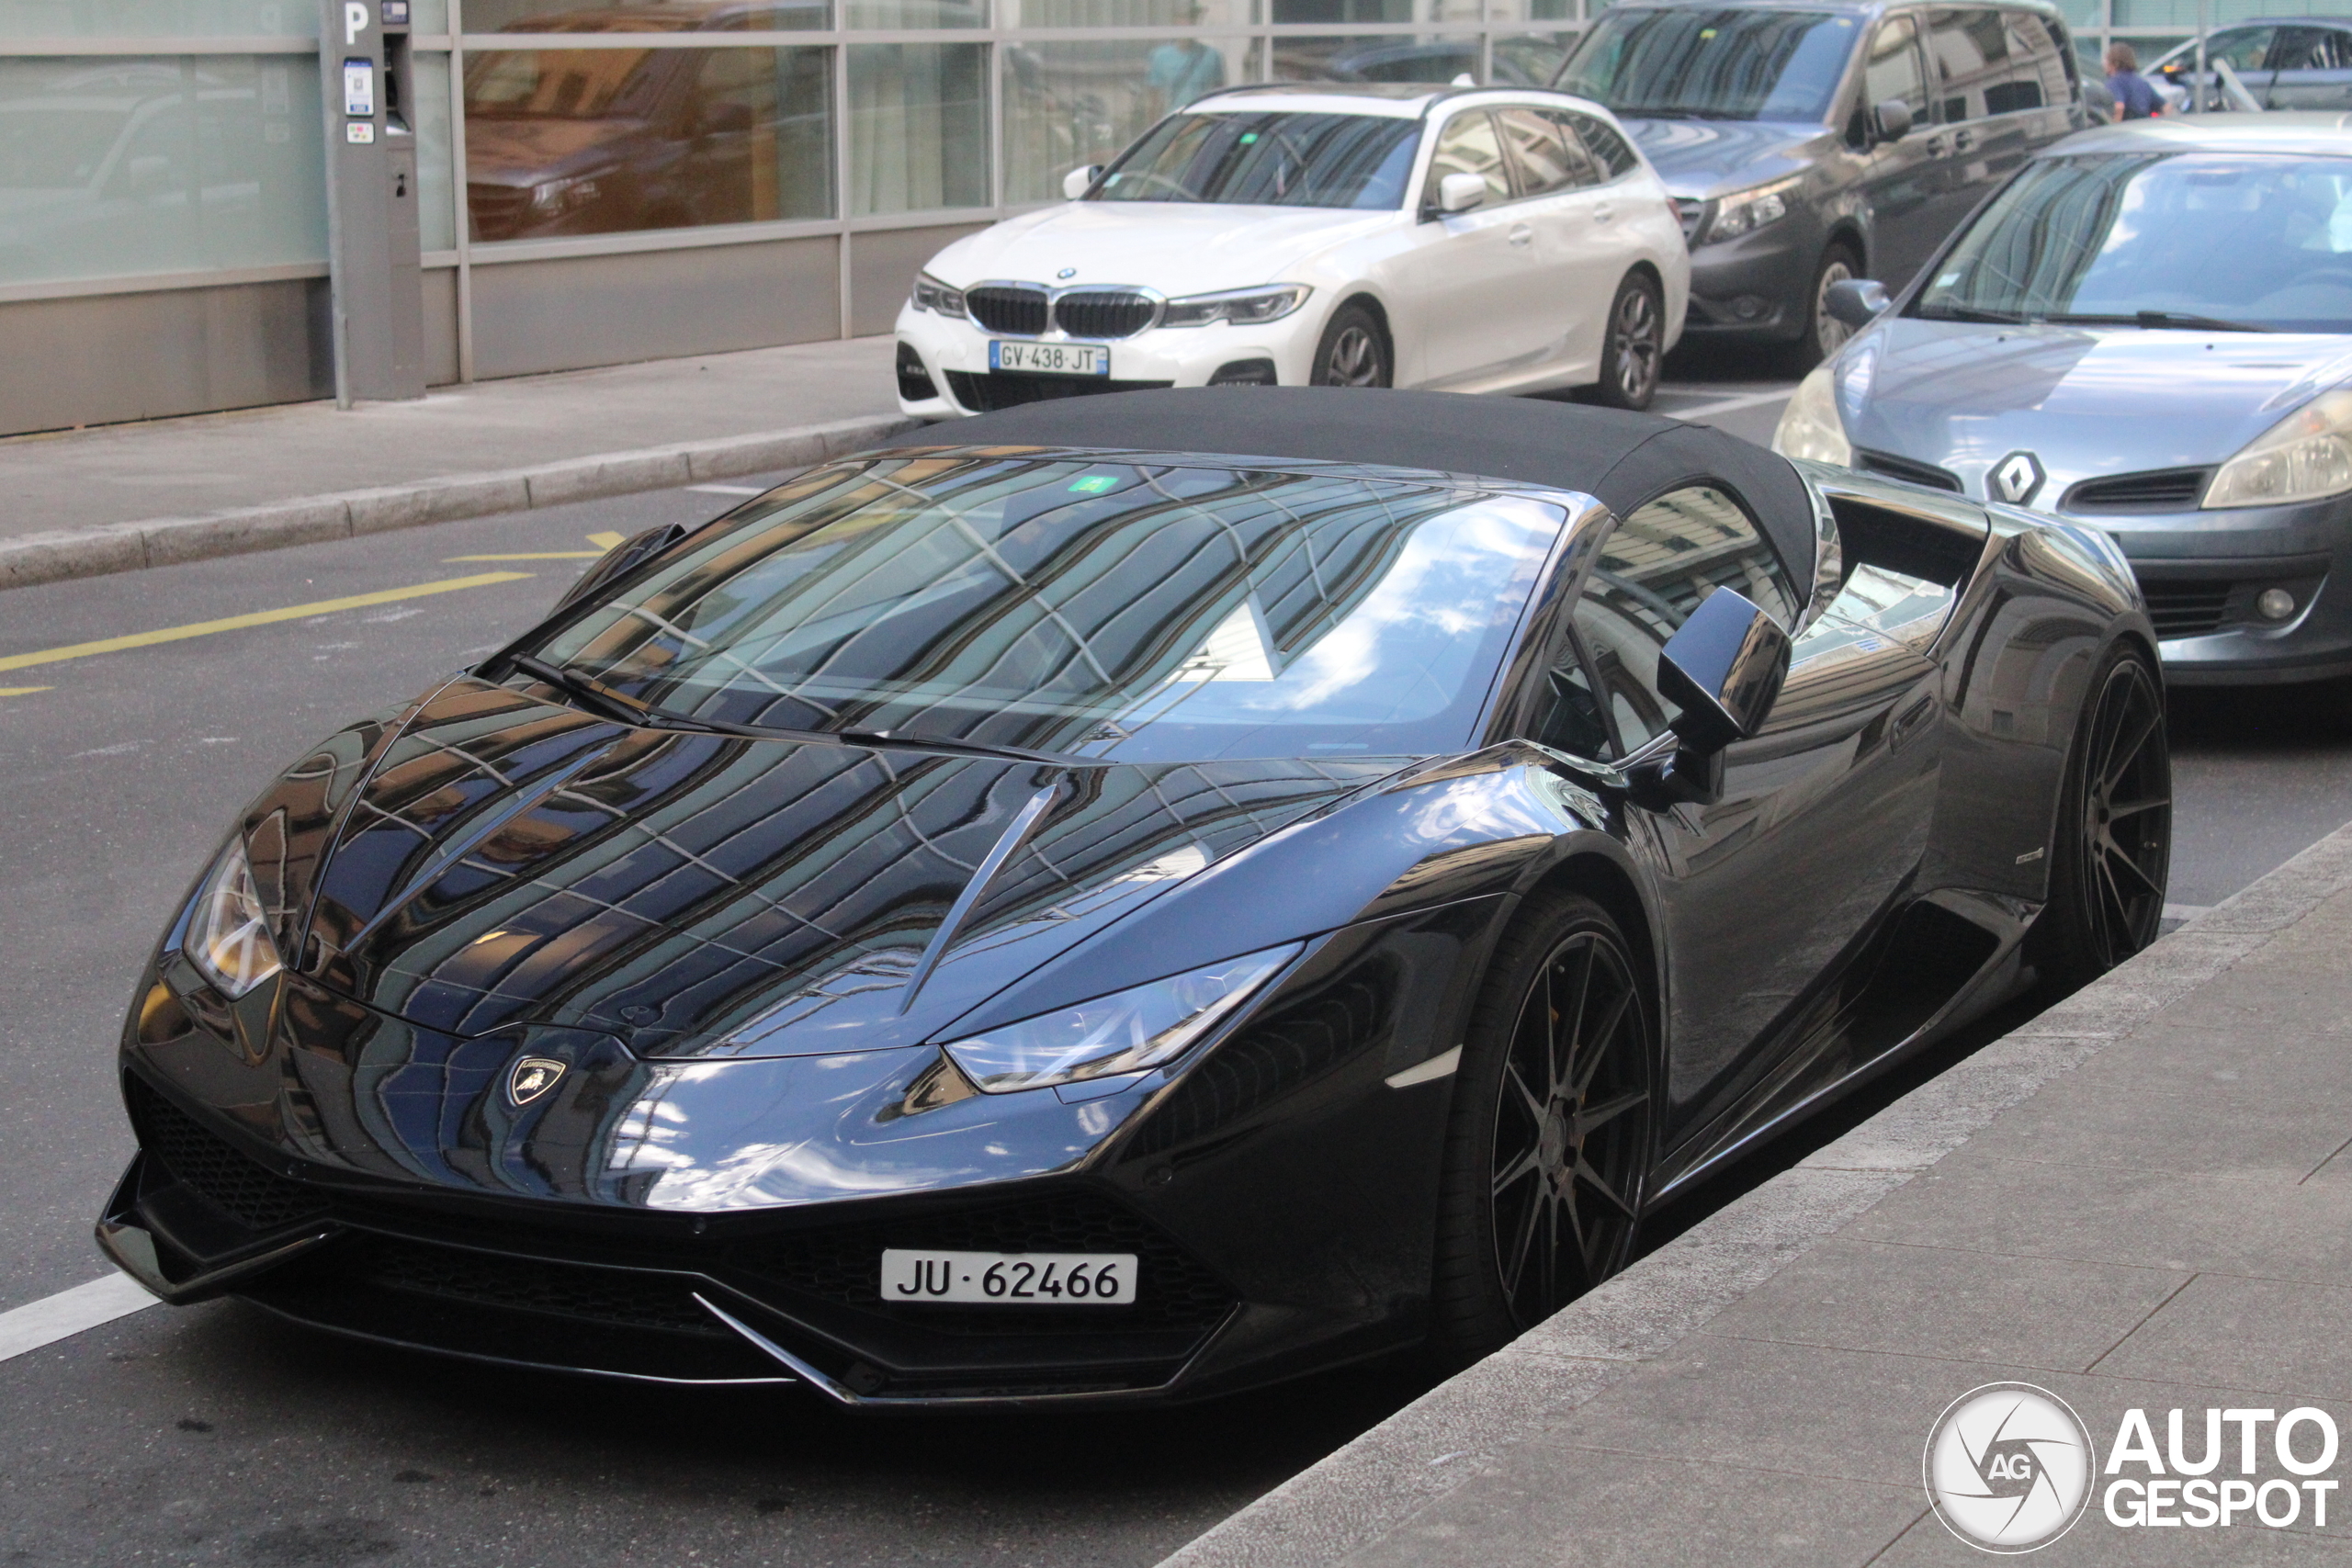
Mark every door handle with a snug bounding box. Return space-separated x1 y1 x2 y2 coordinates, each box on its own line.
1952 127 1977 154
1509 223 1534 247
1591 202 1614 223
1926 135 1948 157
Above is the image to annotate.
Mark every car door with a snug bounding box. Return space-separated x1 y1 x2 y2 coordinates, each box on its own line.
1919 8 2020 251
1393 107 1543 387
1849 12 1942 290
1997 12 2075 153
2266 26 2352 112
1490 105 1619 384
2169 26 2280 111
1561 485 1943 1150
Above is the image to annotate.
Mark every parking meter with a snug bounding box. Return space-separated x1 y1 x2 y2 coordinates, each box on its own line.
321 0 425 403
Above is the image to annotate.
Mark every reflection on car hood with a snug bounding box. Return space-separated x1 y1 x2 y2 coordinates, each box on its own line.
1620 117 1821 199
1840 318 2352 500
927 201 1395 296
289 679 1398 1060
463 117 647 186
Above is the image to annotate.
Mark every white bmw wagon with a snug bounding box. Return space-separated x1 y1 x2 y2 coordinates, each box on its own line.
894 83 1690 416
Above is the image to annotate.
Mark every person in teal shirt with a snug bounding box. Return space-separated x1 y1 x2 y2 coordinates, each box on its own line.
1148 16 1227 113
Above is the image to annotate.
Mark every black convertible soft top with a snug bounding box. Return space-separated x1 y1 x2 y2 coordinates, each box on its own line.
868 388 1820 602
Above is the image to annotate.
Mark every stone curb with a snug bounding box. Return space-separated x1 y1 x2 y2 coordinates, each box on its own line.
0 413 918 594
1157 822 2352 1568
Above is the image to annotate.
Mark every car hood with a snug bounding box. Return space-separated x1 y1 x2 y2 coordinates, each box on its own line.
275 678 1400 1062
926 202 1394 295
1619 117 1822 199
1839 318 2352 501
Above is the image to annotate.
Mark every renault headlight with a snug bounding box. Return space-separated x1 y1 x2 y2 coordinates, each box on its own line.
911 273 967 318
2205 389 2352 509
184 839 282 999
1772 364 1853 467
1701 176 1798 244
940 943 1300 1094
1160 285 1311 329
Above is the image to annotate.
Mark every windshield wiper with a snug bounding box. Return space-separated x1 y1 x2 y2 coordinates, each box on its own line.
507 656 1102 767
1913 303 2030 324
2048 310 2276 333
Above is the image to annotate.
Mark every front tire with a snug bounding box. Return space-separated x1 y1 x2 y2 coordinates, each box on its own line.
1431 890 1655 1365
1309 302 1391 388
1589 272 1664 411
2030 641 2171 991
1779 243 1862 375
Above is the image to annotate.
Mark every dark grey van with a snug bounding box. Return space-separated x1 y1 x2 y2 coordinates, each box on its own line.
1552 0 2089 368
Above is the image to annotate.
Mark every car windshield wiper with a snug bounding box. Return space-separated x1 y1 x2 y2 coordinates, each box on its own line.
507 656 1102 767
1913 303 2031 324
2048 310 2276 333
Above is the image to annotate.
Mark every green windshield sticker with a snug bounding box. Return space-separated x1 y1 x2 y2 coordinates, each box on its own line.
1069 476 1119 493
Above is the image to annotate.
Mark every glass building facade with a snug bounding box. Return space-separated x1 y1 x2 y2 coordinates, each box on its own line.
0 0 2325 433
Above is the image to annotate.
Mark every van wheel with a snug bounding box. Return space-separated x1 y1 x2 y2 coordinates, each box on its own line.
1590 274 1664 410
1430 890 1656 1365
1781 243 1862 375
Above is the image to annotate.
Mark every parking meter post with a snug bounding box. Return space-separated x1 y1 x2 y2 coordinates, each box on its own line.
319 0 427 406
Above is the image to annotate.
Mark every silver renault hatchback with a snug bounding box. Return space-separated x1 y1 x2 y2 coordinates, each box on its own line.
1774 113 2352 684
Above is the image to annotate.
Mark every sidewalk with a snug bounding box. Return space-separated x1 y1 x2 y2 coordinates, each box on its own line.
1164 823 2352 1565
0 336 908 591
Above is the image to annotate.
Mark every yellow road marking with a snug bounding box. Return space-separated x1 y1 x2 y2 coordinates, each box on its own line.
586 531 627 549
0 685 51 696
0 571 534 676
444 551 606 561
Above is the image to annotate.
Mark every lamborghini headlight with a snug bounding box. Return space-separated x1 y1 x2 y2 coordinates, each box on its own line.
184 838 282 999
1159 285 1312 329
2205 389 2352 509
940 943 1300 1094
1772 364 1853 468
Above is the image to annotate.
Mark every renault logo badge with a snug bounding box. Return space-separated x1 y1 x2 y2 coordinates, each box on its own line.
1991 450 2045 506
506 1056 567 1106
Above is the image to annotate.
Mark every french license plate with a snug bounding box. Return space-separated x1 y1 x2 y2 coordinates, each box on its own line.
880 1248 1137 1305
989 341 1110 377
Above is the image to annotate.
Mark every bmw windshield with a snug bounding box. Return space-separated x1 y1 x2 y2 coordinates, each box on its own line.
1091 111 1423 209
521 454 1566 761
1555 6 1860 122
1915 153 2352 333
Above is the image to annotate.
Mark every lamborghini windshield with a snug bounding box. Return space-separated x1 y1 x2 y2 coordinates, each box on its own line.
523 453 1566 761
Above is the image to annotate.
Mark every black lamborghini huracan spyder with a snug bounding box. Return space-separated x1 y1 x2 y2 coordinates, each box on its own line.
100 389 2169 1406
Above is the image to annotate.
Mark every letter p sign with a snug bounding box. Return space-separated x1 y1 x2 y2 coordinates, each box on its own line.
345 2 371 44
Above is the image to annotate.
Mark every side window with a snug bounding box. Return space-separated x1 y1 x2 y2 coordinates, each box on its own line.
1926 8 2012 123
1985 12 2062 112
1570 486 1802 755
1495 107 1599 197
1530 645 1617 759
2204 27 2278 73
1421 110 1510 212
1559 110 1639 179
1853 15 1928 141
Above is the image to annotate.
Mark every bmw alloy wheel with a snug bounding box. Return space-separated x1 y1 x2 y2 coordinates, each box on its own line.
1608 286 1662 409
1321 323 1384 387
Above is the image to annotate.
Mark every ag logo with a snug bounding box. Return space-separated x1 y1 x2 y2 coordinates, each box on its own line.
1991 450 2045 506
505 1055 568 1107
1925 1382 2096 1552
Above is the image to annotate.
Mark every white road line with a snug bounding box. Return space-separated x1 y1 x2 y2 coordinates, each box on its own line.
0 1273 157 1364
687 483 766 496
1664 387 1798 423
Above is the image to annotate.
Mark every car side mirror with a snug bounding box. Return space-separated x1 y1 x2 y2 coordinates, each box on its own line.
1627 587 1791 807
1872 98 1914 142
549 520 694 615
1825 276 1892 329
1063 164 1102 200
1439 171 1487 214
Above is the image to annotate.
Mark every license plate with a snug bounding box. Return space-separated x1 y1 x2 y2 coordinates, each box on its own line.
880 1248 1136 1305
989 341 1110 377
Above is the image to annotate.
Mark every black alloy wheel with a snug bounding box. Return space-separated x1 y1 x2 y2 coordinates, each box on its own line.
1590 273 1664 411
1782 243 1862 375
1432 891 1654 1361
1310 302 1391 388
2033 644 2172 989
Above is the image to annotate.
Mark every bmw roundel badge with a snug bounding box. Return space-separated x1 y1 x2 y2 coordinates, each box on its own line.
506 1056 568 1107
1057 266 1078 280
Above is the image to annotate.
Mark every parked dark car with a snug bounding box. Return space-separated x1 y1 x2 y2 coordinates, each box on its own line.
2152 20 2352 114
97 390 2165 1407
1553 0 2089 368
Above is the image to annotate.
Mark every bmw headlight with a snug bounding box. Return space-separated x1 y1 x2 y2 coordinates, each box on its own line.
2204 389 2352 509
911 273 967 318
1160 285 1312 329
940 943 1301 1094
1700 176 1798 244
1772 364 1853 468
183 839 283 999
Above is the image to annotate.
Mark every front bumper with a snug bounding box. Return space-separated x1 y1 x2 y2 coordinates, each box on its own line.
895 300 1318 418
1676 219 1818 344
2084 496 2352 685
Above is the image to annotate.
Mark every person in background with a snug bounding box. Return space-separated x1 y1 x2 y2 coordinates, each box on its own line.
1148 6 1227 113
2105 42 2163 120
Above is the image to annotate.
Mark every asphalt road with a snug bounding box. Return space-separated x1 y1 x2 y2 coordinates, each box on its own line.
4 379 2347 1567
